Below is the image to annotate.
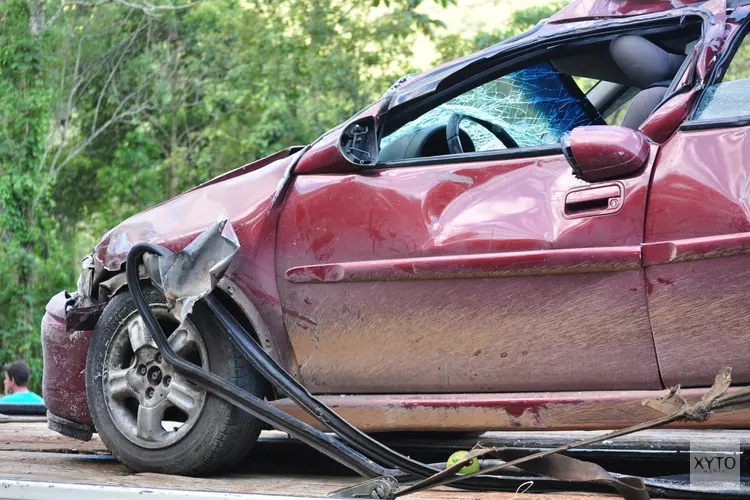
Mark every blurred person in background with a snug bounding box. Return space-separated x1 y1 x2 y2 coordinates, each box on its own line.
2 360 44 404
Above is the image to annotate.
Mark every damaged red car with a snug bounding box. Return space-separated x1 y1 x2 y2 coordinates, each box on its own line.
42 0 750 476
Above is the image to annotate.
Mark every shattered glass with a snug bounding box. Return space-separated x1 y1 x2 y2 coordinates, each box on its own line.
381 62 600 152
693 31 750 120
694 79 750 121
694 31 750 121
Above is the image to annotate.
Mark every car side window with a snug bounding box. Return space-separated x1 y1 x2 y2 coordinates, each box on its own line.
693 30 750 121
603 88 639 126
380 62 602 158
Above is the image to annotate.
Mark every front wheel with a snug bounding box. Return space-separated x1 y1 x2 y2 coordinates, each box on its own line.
86 285 266 476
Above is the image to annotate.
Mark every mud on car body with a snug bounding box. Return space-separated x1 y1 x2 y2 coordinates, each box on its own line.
42 0 750 475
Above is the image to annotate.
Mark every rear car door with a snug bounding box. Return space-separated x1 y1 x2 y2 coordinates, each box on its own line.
643 12 750 388
275 59 662 395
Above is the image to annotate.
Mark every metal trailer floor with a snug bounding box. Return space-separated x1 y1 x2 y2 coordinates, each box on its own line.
0 420 745 500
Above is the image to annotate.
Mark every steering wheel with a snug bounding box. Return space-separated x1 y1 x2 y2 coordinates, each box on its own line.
446 113 519 155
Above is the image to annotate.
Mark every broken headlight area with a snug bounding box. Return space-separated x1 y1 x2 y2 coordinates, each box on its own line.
65 249 153 332
65 218 237 331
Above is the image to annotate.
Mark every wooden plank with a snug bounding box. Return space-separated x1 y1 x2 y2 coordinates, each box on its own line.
0 451 348 496
0 416 46 424
0 424 638 499
0 451 619 500
0 423 693 499
0 422 106 454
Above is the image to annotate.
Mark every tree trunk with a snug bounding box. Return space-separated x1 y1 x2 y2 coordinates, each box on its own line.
26 0 45 37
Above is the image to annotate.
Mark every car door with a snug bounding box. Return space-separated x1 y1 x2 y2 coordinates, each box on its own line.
275 63 662 396
643 13 750 388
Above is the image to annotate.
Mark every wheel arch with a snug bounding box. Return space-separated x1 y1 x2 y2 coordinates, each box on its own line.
99 272 290 401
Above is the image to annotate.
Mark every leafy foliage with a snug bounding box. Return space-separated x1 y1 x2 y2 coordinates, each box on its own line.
435 2 566 62
1 0 70 392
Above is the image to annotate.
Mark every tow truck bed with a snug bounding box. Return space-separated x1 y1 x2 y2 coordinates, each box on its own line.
0 419 745 500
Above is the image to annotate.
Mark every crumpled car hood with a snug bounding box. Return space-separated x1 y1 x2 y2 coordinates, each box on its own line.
93 147 304 272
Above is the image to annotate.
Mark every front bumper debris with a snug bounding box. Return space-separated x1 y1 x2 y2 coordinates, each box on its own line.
47 411 94 442
41 291 94 427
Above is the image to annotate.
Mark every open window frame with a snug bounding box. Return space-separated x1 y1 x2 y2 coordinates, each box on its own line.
372 13 713 170
681 9 750 131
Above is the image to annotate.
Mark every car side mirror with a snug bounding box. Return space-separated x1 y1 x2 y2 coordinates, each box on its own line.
295 115 379 175
562 125 649 182
338 116 378 167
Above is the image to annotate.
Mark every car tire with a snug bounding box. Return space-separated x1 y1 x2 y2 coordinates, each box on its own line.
86 285 266 476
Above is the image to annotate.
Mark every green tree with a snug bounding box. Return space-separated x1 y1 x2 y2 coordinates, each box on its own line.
57 0 444 240
0 0 72 391
435 2 566 62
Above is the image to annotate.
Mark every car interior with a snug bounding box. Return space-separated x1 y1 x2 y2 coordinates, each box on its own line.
379 21 702 162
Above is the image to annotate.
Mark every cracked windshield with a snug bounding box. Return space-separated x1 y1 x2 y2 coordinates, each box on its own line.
382 62 599 151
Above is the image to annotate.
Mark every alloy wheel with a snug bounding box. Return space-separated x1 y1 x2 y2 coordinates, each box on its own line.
102 309 209 449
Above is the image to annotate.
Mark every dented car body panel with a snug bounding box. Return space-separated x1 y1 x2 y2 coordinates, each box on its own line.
93 150 301 272
276 150 661 393
95 150 304 372
43 0 750 434
42 292 93 425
